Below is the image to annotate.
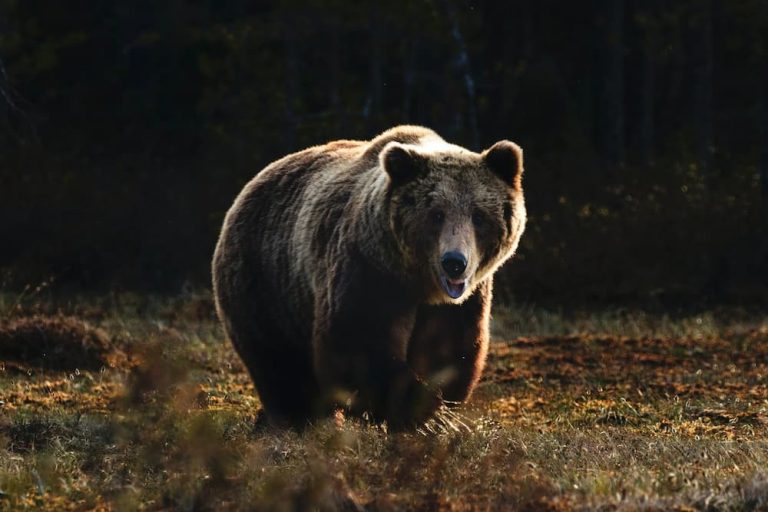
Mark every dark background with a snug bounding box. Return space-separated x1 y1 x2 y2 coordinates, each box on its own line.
1 0 767 306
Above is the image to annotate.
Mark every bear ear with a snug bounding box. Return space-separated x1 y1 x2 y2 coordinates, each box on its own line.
380 142 427 187
482 140 523 188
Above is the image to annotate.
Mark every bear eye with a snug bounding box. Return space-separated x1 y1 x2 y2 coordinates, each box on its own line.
430 210 445 225
472 210 486 228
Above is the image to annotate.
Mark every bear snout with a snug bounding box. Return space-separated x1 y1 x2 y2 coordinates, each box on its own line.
441 251 468 279
439 251 470 300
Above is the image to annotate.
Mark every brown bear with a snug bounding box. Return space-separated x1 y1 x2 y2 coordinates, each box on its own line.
212 125 526 429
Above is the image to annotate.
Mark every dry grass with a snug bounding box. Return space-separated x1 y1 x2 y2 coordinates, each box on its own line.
0 293 767 510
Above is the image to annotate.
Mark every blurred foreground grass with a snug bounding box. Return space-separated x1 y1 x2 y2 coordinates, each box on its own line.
1 293 767 510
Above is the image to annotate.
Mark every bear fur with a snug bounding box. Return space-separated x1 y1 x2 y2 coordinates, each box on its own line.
212 126 526 428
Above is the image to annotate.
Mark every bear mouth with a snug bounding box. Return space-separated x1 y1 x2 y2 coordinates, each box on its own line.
439 275 467 299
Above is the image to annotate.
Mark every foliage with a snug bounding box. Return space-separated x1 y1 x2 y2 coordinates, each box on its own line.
0 1 767 302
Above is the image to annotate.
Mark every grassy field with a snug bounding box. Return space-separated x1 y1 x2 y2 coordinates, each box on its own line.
1 293 767 511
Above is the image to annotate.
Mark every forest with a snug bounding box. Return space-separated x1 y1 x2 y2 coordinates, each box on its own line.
1 0 766 304
2 2 768 510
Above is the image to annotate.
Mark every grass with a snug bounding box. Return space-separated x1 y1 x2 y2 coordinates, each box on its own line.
0 292 767 510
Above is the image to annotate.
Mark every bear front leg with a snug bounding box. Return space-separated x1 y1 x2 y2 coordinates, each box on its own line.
312 258 442 428
407 279 492 403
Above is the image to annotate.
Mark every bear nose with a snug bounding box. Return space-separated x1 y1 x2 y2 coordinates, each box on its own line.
441 251 467 279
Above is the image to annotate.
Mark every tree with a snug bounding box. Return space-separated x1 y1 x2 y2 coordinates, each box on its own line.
692 0 714 174
0 55 12 111
598 0 625 168
365 4 384 127
758 1 768 231
761 59 768 231
637 0 657 166
281 11 300 151
437 0 479 148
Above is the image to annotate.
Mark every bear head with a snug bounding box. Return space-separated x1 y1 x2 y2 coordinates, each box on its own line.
380 139 527 305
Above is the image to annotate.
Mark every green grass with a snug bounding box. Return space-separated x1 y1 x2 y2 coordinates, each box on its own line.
1 293 767 510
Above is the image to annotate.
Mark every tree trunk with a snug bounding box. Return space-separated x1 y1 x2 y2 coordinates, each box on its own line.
329 18 341 115
0 54 37 145
639 2 656 166
366 5 384 127
281 14 300 151
402 37 418 123
761 66 768 231
0 56 12 112
0 55 10 134
692 0 714 174
640 44 654 166
0 2 16 117
599 0 625 168
438 0 479 148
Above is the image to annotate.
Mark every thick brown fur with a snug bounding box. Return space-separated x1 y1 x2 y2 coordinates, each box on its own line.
212 126 526 429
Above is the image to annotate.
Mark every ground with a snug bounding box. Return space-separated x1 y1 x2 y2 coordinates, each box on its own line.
0 293 767 511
